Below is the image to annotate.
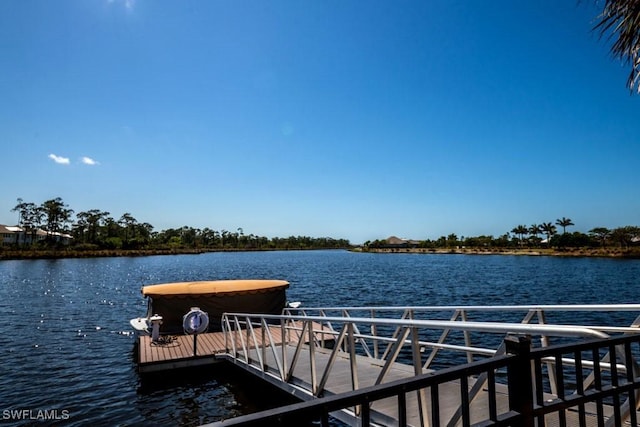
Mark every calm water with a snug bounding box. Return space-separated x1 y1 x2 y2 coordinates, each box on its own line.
1 250 639 426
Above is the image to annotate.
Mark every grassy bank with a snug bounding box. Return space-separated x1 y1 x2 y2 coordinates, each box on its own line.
0 248 209 260
360 247 640 259
0 246 350 260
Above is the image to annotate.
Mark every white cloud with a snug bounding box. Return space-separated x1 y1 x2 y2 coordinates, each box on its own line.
48 154 70 165
81 156 100 166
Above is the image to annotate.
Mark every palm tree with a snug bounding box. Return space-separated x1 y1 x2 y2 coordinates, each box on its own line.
540 222 557 247
594 0 640 93
529 224 542 246
511 225 528 246
556 217 574 234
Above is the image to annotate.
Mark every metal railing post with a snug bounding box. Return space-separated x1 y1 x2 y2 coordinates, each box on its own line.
411 326 429 427
309 321 317 395
505 334 534 427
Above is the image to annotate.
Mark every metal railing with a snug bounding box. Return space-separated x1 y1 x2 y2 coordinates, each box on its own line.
218 305 640 426
206 333 640 427
282 305 640 334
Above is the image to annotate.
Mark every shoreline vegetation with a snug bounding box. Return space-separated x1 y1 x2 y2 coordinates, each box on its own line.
0 247 328 260
358 247 640 259
4 197 640 260
2 246 640 261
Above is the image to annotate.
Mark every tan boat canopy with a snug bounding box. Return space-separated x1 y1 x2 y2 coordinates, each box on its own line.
142 279 289 296
141 280 290 333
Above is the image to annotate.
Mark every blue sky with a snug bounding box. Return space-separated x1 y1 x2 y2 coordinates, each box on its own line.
1 0 638 244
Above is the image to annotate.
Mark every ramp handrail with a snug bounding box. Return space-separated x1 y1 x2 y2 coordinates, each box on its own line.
285 305 640 378
286 304 640 312
284 304 640 333
221 307 640 426
206 333 640 427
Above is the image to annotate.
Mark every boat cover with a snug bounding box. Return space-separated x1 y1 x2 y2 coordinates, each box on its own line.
142 279 289 296
142 280 289 333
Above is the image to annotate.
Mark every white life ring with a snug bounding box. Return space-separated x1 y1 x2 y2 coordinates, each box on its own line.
183 307 209 334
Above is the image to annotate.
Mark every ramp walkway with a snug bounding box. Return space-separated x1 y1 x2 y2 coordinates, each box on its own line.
210 304 640 426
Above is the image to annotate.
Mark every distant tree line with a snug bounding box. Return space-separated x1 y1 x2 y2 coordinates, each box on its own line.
7 197 351 251
365 217 640 251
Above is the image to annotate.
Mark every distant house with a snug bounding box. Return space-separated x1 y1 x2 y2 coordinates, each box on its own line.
383 236 420 249
0 225 20 245
0 224 73 246
46 230 73 245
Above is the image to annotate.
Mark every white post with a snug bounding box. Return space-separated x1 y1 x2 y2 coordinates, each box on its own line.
150 315 163 343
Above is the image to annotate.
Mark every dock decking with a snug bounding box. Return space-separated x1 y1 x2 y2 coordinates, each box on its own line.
137 321 322 374
137 331 226 373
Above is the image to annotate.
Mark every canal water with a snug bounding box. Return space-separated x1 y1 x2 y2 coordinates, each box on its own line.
0 250 639 426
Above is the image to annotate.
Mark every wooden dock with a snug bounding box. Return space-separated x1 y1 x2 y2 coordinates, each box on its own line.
137 322 324 374
137 331 226 373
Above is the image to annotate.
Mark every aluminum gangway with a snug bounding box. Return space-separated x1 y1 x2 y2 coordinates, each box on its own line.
212 304 640 426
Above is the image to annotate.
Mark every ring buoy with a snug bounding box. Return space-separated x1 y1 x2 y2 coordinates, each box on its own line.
183 307 209 334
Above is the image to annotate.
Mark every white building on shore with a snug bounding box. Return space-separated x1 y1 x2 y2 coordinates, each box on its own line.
0 224 73 245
